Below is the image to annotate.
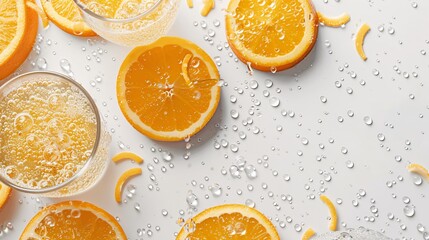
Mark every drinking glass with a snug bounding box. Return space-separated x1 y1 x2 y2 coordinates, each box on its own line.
73 0 181 46
0 71 111 197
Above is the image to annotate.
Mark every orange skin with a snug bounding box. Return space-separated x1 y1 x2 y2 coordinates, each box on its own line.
0 0 38 80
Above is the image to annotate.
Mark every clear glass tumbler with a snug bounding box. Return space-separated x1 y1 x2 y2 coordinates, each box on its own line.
73 0 181 46
0 71 111 197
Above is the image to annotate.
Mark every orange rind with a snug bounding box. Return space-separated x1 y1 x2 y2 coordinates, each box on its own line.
201 0 214 16
0 0 38 80
26 1 49 28
317 12 350 27
355 23 370 61
115 168 142 203
320 195 338 231
176 204 280 239
112 151 144 164
407 163 429 180
302 228 316 240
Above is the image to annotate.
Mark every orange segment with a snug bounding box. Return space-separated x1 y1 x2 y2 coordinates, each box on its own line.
355 23 370 61
176 204 280 240
115 168 142 203
40 0 96 36
302 228 316 240
407 163 429 181
0 0 38 80
320 195 337 231
317 11 350 27
20 201 127 239
225 0 318 72
0 182 12 209
112 151 144 164
181 54 193 86
117 36 221 141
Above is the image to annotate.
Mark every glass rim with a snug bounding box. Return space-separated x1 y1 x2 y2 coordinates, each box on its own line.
0 71 102 194
73 0 163 23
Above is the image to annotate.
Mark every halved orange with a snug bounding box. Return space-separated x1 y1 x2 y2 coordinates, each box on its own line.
41 0 96 36
0 0 38 80
117 36 221 141
20 201 127 239
0 182 12 209
225 0 318 72
176 204 280 240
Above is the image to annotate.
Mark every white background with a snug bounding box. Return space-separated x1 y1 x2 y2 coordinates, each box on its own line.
1 0 429 239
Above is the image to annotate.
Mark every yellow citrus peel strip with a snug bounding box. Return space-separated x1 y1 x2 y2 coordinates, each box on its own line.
115 168 142 203
182 54 193 86
26 2 49 28
201 0 214 16
187 0 193 8
112 151 144 164
407 163 429 180
320 195 337 231
355 23 370 61
302 228 316 240
317 12 350 27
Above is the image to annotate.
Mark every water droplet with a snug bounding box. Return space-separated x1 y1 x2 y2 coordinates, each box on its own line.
230 110 239 119
162 151 173 161
244 165 258 179
265 79 273 88
59 59 72 73
346 160 354 168
363 116 373 125
186 192 199 208
36 57 47 69
269 97 280 107
403 205 415 217
161 209 168 216
388 26 395 35
245 199 255 208
320 96 327 103
377 133 385 141
249 80 258 89
294 224 302 232
209 183 222 197
413 176 423 186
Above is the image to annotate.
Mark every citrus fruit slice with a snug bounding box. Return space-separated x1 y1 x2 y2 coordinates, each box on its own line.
20 200 127 239
0 182 12 209
0 0 38 80
41 0 96 36
225 0 318 72
176 204 280 240
320 195 337 231
117 36 221 141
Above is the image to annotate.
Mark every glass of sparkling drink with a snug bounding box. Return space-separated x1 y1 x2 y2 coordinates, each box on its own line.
0 71 110 197
73 0 181 46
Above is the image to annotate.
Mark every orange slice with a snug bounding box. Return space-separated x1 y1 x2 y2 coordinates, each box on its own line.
115 168 142 203
355 23 370 61
317 12 350 27
0 182 12 209
26 2 49 28
117 36 221 141
407 163 429 180
112 151 144 164
20 201 127 239
0 0 38 80
176 204 280 240
320 195 337 231
40 0 96 36
302 228 316 240
225 0 318 72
